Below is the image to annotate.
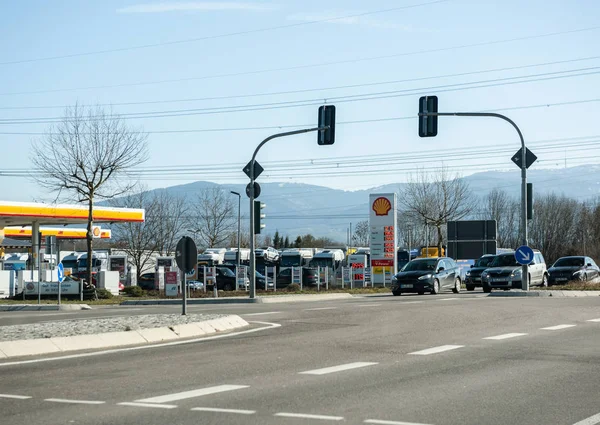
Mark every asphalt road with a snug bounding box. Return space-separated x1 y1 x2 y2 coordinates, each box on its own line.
1 292 600 425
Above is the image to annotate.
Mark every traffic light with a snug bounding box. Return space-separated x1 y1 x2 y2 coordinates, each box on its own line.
527 183 534 220
318 105 336 145
418 96 438 137
254 200 266 234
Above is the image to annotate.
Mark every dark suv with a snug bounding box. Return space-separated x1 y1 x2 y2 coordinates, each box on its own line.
465 254 496 291
391 257 461 296
197 266 240 291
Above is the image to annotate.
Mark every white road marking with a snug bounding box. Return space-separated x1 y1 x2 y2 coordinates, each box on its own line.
587 318 600 322
44 398 105 405
304 307 338 311
0 394 32 399
299 362 378 375
365 420 434 425
275 412 344 421
438 298 459 301
0 321 281 367
408 345 464 355
356 304 382 307
117 402 178 409
541 324 577 331
242 311 282 316
191 407 256 415
571 412 600 425
137 385 249 403
483 333 528 340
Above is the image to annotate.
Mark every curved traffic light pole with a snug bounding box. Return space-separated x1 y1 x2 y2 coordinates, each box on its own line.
419 111 529 291
248 126 329 298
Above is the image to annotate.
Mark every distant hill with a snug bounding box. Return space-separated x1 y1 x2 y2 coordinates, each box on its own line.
139 165 599 242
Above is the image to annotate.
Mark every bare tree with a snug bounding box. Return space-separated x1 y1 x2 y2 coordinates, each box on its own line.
111 190 158 280
152 191 188 256
402 168 472 254
190 187 235 248
479 189 520 248
30 105 148 285
352 220 370 246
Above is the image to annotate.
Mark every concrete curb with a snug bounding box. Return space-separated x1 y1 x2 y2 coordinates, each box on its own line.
0 304 92 311
0 315 248 359
259 293 354 303
488 290 600 297
120 293 354 305
121 298 261 305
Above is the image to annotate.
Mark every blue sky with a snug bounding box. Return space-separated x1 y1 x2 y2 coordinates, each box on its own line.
1 0 599 202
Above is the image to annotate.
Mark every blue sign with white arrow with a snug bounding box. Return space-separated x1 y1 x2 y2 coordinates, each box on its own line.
515 246 534 265
57 263 65 283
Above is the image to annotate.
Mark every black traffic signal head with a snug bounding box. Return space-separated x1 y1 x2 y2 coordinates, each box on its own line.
254 200 266 234
418 96 438 137
318 105 336 145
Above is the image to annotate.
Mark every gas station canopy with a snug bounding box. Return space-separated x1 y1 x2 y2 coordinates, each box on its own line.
0 201 145 227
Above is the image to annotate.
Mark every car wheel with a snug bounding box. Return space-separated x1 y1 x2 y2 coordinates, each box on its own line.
417 291 425 295
541 274 548 287
466 284 475 291
452 278 461 294
392 290 401 296
482 282 492 293
223 283 234 291
431 279 440 295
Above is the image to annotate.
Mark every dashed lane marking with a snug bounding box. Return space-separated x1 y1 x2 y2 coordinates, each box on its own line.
483 333 528 340
304 307 338 311
408 345 464 355
437 298 459 301
44 398 105 405
275 412 344 421
0 394 31 400
571 411 600 425
541 324 577 331
587 318 600 322
365 420 434 425
300 362 378 375
356 304 382 307
242 311 282 316
117 402 178 409
191 407 256 415
136 385 249 404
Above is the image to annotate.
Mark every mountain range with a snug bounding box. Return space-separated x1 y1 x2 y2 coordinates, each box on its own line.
147 165 599 243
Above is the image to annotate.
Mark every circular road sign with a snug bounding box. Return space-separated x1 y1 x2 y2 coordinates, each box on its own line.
515 245 534 265
246 182 261 198
175 236 198 274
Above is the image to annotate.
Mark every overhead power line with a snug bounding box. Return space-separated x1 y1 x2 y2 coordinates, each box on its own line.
1 54 598 108
0 0 450 67
1 67 599 125
2 24 599 96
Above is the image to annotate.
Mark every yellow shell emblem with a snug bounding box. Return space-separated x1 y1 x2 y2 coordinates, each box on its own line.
372 197 392 216
93 227 101 237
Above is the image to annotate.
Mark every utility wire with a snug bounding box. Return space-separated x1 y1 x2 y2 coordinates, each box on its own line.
2 23 598 96
1 67 599 124
0 0 450 66
1 54 598 109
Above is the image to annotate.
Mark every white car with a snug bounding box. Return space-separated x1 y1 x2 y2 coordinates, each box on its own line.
255 247 279 262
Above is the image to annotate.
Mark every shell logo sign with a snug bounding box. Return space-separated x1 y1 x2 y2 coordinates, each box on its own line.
372 197 392 216
92 226 101 238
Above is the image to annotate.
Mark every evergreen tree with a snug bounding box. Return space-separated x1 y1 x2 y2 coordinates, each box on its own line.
273 230 281 249
284 235 290 248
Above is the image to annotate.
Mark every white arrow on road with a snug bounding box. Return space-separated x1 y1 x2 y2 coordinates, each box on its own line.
518 249 531 261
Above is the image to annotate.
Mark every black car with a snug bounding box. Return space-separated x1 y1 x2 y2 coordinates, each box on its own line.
391 257 461 296
548 256 599 285
219 264 267 289
137 272 156 290
464 254 496 291
197 266 241 291
276 267 318 288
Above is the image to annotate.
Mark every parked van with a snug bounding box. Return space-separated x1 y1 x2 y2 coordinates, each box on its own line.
310 249 345 271
280 248 314 270
224 248 250 264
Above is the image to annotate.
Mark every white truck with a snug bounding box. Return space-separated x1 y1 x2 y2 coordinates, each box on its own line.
310 249 345 271
198 248 227 266
77 251 109 274
224 248 251 264
279 248 314 270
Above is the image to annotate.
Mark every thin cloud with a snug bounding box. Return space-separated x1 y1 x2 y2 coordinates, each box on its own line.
117 2 275 14
287 11 413 31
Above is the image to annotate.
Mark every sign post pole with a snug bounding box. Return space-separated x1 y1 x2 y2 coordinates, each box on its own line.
175 236 198 316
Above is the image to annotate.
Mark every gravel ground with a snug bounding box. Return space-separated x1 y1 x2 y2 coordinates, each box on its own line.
0 313 226 342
